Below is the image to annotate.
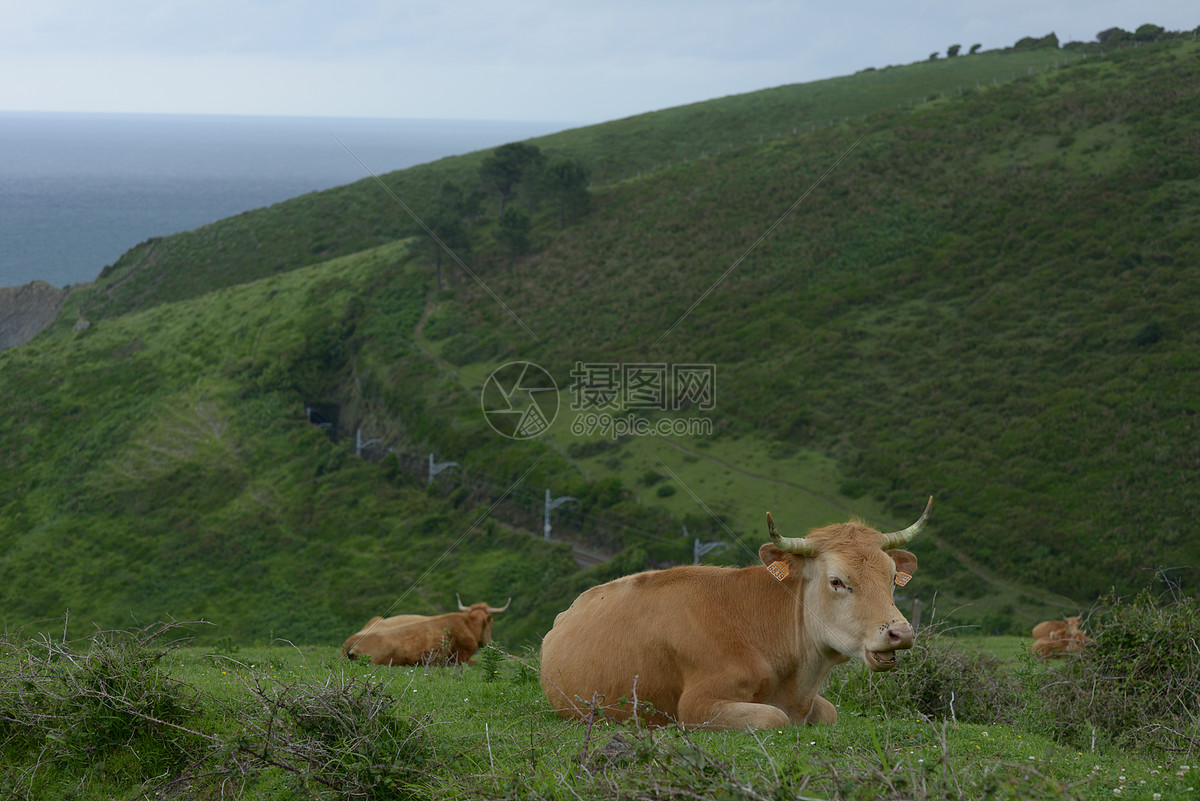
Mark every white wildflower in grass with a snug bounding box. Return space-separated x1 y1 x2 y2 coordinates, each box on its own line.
1113 789 1121 796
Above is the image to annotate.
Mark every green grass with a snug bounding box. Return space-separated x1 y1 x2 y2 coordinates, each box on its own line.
4 618 1198 800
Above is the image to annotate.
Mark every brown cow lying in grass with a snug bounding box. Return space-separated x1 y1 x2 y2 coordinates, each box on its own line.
342 595 510 666
541 499 932 730
1031 615 1093 658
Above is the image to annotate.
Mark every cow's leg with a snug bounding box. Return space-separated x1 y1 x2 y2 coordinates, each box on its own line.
804 695 837 725
769 677 837 725
677 690 789 730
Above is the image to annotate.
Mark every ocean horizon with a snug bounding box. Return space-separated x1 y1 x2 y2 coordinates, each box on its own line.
0 111 570 290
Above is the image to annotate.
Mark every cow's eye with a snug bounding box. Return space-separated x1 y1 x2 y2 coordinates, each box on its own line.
830 577 848 591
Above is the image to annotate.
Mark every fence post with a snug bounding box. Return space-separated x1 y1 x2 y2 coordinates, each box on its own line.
693 538 725 564
428 452 460 484
355 428 381 458
544 489 579 540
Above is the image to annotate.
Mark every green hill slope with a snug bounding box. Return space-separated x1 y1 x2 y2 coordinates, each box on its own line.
444 37 1200 604
3 35 1198 643
0 249 594 644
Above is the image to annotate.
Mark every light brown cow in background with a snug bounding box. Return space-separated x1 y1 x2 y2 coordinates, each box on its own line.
541 498 932 730
1031 615 1093 658
342 595 511 666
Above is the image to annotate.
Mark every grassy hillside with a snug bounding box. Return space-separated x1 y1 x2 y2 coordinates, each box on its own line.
0 248 593 644
424 36 1200 606
2 34 1199 644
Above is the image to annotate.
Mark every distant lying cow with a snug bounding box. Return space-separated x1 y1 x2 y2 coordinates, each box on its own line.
541 498 932 730
1031 615 1092 658
342 595 511 666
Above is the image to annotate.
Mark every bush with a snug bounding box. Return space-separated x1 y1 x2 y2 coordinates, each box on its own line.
0 623 207 791
0 623 439 799
235 671 437 799
829 624 1022 726
1039 587 1200 752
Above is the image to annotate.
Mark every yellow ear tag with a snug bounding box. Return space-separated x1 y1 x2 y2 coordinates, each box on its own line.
894 571 912 587
767 561 790 581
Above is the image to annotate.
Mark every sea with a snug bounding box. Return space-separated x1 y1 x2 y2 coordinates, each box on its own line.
0 111 569 290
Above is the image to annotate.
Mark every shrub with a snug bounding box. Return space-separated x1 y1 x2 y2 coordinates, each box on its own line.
640 470 664 486
234 671 437 799
0 622 207 791
832 624 1023 726
1039 587 1200 752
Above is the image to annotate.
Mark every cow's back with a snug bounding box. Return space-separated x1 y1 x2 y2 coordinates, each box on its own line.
1031 620 1066 640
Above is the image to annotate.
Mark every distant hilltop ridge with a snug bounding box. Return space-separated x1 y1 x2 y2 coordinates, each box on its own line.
0 281 68 350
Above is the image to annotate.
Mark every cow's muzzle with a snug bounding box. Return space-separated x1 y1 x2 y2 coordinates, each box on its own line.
864 621 915 671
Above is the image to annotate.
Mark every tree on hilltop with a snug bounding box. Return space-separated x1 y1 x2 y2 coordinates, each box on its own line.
479 142 545 216
947 44 962 57
969 43 982 54
1012 32 1059 50
1134 23 1165 41
1097 27 1131 45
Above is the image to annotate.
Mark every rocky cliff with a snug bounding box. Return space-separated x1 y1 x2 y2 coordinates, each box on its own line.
0 281 68 350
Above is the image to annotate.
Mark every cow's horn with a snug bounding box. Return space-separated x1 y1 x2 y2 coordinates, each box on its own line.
880 496 933 550
456 593 470 612
487 598 512 614
767 512 815 556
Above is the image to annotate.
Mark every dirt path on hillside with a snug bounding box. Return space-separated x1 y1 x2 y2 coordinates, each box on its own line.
659 439 1078 618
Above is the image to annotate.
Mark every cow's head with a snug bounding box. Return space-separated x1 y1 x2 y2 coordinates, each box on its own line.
456 594 512 644
759 497 930 672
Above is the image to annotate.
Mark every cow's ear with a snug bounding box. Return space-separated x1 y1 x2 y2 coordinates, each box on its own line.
889 549 917 576
760 543 792 567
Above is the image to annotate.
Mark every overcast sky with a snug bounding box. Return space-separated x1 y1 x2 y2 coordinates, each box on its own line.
2 1 1195 124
